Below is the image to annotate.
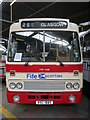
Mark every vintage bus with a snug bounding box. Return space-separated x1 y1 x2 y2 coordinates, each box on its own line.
79 24 90 96
82 34 90 84
6 18 83 104
0 44 6 80
83 40 90 95
80 29 90 96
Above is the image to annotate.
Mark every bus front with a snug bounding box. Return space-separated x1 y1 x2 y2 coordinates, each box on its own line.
6 18 83 104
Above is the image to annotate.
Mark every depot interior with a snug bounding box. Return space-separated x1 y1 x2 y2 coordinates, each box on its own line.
0 1 90 119
1 2 90 79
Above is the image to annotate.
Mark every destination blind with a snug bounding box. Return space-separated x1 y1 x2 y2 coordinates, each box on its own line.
21 21 68 29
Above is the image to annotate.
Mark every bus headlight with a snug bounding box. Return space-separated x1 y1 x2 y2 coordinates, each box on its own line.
13 95 20 102
73 83 80 90
9 82 16 89
69 95 75 102
66 83 72 89
16 83 23 89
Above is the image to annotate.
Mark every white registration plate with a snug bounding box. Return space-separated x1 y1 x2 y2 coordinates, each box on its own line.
36 101 53 105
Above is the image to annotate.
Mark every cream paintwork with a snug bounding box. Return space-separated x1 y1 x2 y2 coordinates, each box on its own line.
7 79 81 92
6 62 83 65
6 72 82 80
10 18 79 33
6 72 83 92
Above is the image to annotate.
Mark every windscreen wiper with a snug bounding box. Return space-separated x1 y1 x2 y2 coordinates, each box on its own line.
57 60 64 66
24 61 29 66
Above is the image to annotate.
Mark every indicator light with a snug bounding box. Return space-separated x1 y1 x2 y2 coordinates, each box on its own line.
73 70 79 76
10 70 15 76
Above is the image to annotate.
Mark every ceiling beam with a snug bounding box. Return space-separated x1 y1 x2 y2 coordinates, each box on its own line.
10 0 17 6
20 2 47 17
0 19 12 23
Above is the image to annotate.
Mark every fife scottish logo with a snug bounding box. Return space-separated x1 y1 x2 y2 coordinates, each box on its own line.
27 73 62 79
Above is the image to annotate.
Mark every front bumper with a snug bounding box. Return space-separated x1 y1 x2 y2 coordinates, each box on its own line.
7 88 82 104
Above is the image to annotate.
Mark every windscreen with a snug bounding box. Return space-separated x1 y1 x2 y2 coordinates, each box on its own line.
8 31 81 62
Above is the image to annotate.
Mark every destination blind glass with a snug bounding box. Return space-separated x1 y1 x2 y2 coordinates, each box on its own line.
21 21 68 29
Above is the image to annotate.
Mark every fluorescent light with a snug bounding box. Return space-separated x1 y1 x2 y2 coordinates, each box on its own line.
16 31 69 46
0 38 8 41
0 41 4 43
33 32 55 43
0 0 3 4
33 33 69 46
0 44 6 52
79 29 90 38
16 31 34 37
68 46 71 49
10 0 16 6
79 21 90 26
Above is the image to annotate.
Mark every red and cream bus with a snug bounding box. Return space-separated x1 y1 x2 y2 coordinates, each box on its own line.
79 26 90 96
0 54 6 80
0 44 6 80
6 18 83 105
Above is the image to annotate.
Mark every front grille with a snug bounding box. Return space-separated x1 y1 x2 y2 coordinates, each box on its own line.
24 80 65 91
54 96 60 99
41 95 49 99
28 95 35 99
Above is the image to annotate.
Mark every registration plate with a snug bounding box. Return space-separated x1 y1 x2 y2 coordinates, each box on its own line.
36 101 53 105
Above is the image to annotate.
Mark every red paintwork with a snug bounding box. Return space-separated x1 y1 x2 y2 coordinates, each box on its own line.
6 64 83 72
0 72 6 79
0 74 5 78
6 63 83 104
0 61 6 79
7 88 82 104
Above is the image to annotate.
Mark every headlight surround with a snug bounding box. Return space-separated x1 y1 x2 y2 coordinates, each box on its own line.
66 82 72 89
73 83 80 90
9 82 16 89
16 83 23 89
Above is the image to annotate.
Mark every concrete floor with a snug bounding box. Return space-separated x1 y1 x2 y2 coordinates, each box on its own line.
1 81 89 119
